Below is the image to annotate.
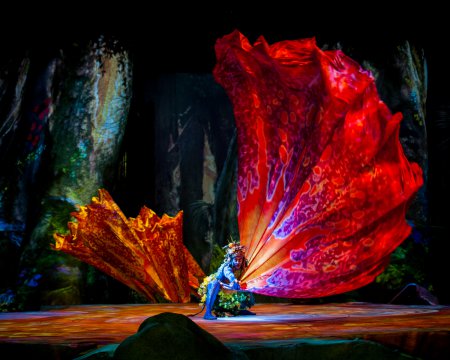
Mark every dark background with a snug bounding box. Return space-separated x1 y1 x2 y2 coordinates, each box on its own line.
11 3 443 239
1 4 449 304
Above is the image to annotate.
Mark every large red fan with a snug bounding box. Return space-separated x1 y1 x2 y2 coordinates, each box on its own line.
214 31 423 298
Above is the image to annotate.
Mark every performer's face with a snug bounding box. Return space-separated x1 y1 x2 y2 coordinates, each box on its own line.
231 254 244 268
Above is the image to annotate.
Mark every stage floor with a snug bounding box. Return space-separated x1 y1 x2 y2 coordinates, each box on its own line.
1 302 450 359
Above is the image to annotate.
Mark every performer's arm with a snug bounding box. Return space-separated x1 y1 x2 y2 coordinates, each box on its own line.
223 265 240 290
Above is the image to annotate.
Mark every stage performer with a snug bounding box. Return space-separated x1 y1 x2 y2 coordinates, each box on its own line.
203 242 248 320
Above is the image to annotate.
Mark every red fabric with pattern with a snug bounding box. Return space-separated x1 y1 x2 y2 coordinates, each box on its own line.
214 30 423 298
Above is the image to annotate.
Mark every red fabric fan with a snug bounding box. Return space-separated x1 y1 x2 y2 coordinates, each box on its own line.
214 31 423 298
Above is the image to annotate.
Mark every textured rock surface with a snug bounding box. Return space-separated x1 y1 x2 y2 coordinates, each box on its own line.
228 338 418 360
113 312 235 360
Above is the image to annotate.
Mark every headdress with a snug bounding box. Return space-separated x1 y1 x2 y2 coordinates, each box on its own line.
223 238 246 257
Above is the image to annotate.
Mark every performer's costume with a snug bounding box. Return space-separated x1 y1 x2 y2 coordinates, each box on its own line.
204 243 246 320
213 31 423 299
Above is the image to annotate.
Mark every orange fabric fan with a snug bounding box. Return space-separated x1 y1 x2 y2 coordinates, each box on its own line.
53 189 204 303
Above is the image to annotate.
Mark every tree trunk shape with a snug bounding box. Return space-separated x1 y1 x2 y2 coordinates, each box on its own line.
19 42 132 307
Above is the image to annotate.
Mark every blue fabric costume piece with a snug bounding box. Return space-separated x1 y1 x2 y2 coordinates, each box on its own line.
203 247 243 320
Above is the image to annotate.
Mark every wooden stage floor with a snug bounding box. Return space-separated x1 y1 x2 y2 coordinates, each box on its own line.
1 302 450 359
